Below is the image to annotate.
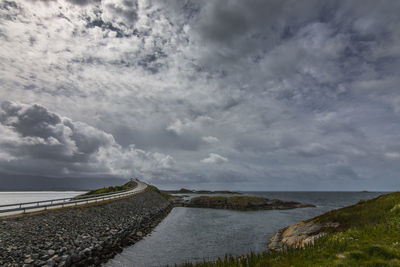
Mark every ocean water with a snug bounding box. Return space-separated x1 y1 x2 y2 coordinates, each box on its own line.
0 191 84 206
106 191 386 267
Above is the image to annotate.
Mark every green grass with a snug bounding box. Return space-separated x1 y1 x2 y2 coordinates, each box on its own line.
146 184 172 200
78 185 131 197
174 192 400 267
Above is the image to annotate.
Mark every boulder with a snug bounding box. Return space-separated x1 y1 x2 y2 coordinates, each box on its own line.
268 221 339 251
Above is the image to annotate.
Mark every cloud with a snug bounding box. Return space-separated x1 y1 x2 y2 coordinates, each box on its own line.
166 119 186 135
101 0 138 29
202 136 219 144
66 0 100 6
385 152 400 160
201 153 228 164
0 101 175 178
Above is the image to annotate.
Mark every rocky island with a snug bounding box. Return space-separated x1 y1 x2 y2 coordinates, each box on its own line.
173 195 315 211
162 188 241 194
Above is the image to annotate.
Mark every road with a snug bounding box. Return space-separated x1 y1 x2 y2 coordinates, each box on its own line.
0 179 148 217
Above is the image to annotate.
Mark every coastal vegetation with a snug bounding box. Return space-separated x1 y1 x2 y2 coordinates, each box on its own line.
176 191 400 266
147 185 173 200
73 180 138 199
83 185 131 195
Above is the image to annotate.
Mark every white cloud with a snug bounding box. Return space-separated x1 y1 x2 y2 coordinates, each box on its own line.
202 136 219 144
166 119 185 135
201 153 228 164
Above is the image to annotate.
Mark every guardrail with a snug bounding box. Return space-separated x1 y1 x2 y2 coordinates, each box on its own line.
0 183 147 216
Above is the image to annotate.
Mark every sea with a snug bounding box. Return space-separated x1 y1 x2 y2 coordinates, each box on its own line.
0 191 84 206
105 191 386 267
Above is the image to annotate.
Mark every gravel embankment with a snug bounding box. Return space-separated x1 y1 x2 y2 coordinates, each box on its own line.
0 189 172 266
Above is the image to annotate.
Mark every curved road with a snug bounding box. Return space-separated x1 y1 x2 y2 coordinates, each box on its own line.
0 179 148 217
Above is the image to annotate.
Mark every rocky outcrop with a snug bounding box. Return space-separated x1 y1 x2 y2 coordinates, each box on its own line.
175 196 315 211
0 189 172 266
268 220 339 251
162 188 241 194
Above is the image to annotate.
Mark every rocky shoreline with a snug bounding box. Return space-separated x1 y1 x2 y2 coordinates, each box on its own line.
0 189 172 266
268 220 340 251
173 195 315 211
162 188 241 195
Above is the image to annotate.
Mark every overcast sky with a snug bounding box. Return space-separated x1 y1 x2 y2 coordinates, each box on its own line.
1 0 400 190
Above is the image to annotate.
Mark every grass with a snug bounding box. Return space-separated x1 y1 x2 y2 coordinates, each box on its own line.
174 192 400 266
77 185 131 198
146 184 173 200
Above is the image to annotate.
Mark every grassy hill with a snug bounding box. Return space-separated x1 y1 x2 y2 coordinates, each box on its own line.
177 191 400 266
73 180 137 199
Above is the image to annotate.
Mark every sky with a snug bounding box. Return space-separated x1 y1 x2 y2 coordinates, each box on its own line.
1 0 400 191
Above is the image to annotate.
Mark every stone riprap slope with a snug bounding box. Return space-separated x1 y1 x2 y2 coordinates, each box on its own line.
0 190 172 266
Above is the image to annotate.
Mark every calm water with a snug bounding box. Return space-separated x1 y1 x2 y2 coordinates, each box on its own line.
0 191 84 206
106 191 386 267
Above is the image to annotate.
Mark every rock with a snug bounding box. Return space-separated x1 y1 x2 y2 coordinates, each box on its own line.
24 258 34 264
70 253 80 263
34 260 47 266
49 255 59 262
47 250 55 256
40 254 50 261
268 221 339 251
183 196 315 211
45 259 56 267
82 247 92 256
59 255 71 266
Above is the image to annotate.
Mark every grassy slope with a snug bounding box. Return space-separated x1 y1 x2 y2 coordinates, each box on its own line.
81 185 131 196
146 185 172 200
177 192 400 267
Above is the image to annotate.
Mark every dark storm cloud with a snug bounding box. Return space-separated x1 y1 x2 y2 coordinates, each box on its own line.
0 101 175 179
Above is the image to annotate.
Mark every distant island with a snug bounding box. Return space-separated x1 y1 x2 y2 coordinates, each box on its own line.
172 195 315 211
162 188 242 194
